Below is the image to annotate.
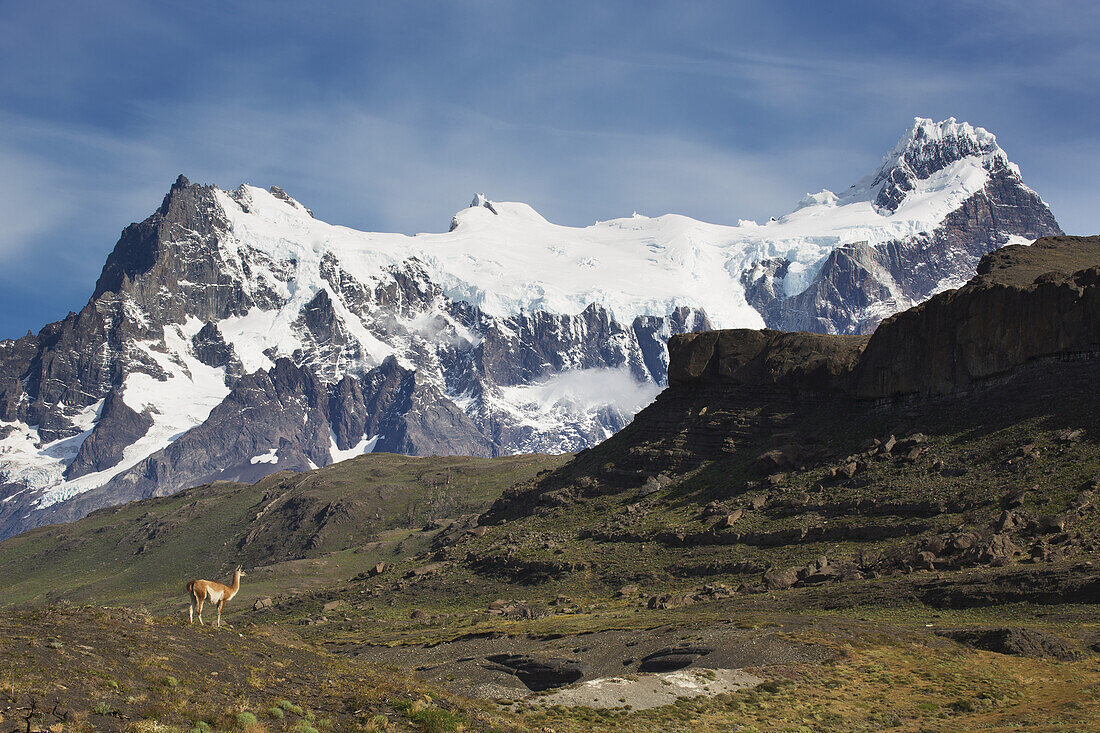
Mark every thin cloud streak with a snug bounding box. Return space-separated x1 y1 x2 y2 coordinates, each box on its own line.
0 2 1096 338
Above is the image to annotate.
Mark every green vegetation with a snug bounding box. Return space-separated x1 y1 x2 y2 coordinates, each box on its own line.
0 452 567 612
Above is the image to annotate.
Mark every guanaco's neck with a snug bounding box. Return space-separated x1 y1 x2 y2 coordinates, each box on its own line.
229 569 241 597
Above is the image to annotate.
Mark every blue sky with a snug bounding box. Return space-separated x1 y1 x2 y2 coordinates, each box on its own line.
1 1 1097 338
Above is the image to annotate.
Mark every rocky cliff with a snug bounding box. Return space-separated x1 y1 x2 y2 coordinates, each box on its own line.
673 236 1099 400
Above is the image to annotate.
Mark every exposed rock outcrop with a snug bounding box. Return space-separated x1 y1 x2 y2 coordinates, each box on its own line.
64 390 153 479
674 236 1100 401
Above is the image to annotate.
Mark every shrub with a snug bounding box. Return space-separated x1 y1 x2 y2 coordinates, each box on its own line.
236 711 259 727
409 706 463 733
267 706 285 719
949 698 978 714
92 702 114 715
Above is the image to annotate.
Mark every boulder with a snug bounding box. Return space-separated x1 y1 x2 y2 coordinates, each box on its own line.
701 501 726 518
763 567 802 591
950 533 977 551
838 462 859 479
1056 429 1083 443
923 535 948 555
647 593 695 610
994 510 1020 532
253 597 274 611
1038 515 1068 534
716 509 744 530
751 449 796 474
748 495 768 510
915 551 937 570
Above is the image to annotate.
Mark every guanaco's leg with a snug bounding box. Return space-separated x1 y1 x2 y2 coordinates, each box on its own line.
217 599 225 627
196 596 205 625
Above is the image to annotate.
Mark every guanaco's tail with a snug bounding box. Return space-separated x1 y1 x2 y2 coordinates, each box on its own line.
186 579 196 597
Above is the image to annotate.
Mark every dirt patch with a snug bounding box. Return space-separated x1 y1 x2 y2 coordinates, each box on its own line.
349 621 825 700
536 667 763 709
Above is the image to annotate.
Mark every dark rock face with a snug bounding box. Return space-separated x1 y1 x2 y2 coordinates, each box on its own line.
936 628 1081 661
191 322 238 372
674 236 1100 402
637 646 714 673
64 390 153 480
358 357 494 457
854 237 1100 399
484 654 586 691
26 355 494 532
871 124 999 214
668 329 869 390
39 359 332 527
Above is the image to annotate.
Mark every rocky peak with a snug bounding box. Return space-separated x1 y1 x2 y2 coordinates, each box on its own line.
868 117 1009 214
92 175 225 300
268 185 315 217
470 193 499 215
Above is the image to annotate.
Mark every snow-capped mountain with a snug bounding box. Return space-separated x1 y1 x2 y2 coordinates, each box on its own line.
0 118 1061 539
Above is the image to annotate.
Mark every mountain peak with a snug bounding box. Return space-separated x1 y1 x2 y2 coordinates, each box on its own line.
892 117 1000 157
470 193 499 214
268 185 314 218
867 117 1014 214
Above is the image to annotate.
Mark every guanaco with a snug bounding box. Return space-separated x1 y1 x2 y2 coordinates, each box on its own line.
187 565 245 627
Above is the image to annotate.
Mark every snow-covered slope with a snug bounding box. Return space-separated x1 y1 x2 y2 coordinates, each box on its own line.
0 118 1063 539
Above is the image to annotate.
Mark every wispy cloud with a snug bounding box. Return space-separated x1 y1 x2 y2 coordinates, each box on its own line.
0 1 1096 337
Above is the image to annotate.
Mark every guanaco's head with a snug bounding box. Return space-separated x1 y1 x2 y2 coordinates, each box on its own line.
235 565 246 576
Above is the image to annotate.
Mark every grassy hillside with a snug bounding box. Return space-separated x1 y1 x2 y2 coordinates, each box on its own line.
0 452 567 612
0 605 528 733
